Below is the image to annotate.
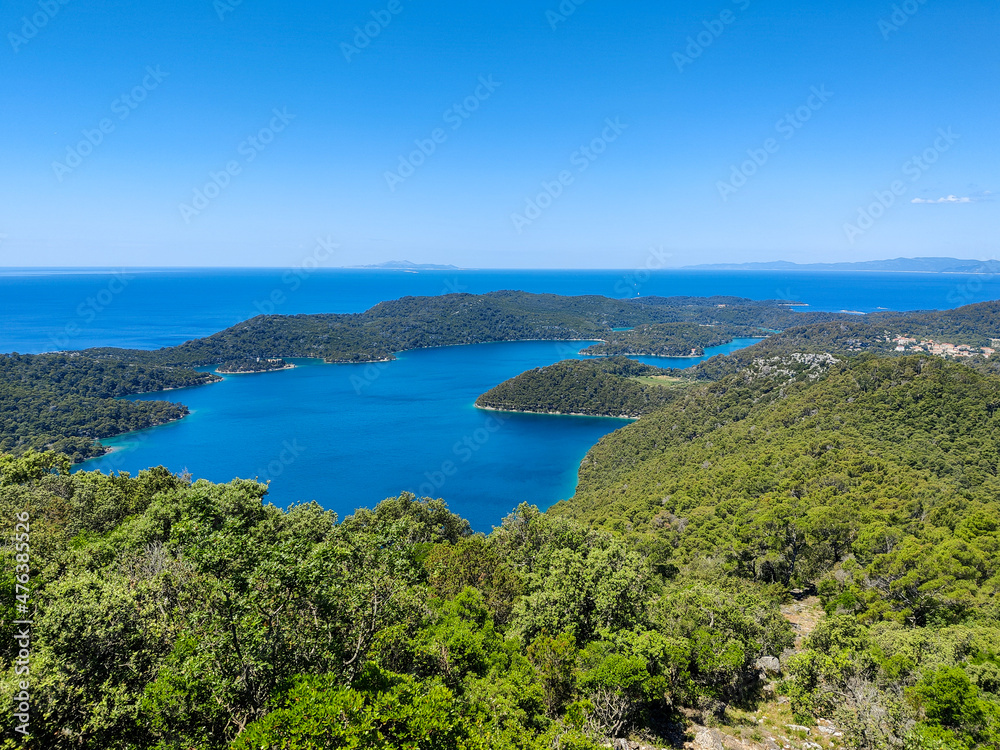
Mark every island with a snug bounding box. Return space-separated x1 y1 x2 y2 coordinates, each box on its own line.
476 357 690 418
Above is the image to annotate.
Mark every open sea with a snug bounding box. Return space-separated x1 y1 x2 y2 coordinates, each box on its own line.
3 268 999 530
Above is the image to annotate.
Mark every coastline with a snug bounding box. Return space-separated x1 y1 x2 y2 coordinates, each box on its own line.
125 377 222 397
582 350 704 359
215 363 298 375
476 403 640 421
82 411 193 465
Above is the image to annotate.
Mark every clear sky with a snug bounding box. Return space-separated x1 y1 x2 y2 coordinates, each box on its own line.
1 0 997 268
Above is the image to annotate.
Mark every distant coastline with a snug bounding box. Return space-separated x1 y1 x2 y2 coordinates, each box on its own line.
683 256 1000 275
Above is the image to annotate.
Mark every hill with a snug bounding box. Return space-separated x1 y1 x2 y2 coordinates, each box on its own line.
552 354 1000 613
76 292 836 366
0 354 219 460
475 357 688 418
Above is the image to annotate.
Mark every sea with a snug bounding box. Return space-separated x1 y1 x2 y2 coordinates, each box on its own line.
2 268 998 531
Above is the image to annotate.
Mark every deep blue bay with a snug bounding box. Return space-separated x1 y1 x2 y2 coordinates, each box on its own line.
78 339 755 531
5 268 1000 531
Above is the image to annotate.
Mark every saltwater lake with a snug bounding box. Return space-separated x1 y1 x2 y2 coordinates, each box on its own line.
4 268 999 530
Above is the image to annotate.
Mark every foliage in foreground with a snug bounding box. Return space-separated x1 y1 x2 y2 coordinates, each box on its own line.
0 452 791 749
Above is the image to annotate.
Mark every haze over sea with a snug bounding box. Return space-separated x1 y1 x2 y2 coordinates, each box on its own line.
3 268 999 530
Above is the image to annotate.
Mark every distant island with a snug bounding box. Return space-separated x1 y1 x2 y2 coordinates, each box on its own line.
352 260 463 271
684 256 1000 274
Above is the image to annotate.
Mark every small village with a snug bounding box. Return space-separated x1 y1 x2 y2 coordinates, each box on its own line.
891 335 997 358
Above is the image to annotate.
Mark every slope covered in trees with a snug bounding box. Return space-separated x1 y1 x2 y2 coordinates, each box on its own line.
549 354 1000 748
81 292 834 366
0 354 219 461
3 308 1000 747
476 357 688 417
0 453 794 749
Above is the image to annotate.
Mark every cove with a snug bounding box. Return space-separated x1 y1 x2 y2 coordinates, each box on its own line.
79 338 757 531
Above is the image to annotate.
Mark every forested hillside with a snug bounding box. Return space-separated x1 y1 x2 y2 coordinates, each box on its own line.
549 354 1000 748
81 292 833 366
476 357 688 417
3 313 1000 747
5 349 1000 750
0 452 794 749
0 355 219 461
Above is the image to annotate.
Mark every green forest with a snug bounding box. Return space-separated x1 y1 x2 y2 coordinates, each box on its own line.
4 294 1000 749
0 355 219 461
82 292 839 366
3 352 1000 748
476 357 686 418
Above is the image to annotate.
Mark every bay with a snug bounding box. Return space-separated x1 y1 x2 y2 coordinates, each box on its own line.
78 339 756 531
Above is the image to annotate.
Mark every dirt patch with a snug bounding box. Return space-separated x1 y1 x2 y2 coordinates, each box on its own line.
780 595 824 651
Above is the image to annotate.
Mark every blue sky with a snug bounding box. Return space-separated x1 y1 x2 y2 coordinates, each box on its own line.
1 0 997 268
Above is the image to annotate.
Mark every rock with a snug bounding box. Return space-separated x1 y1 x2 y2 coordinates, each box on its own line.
756 656 781 674
693 728 725 750
785 724 811 734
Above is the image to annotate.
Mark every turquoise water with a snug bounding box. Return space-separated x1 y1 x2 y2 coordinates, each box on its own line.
78 339 755 531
